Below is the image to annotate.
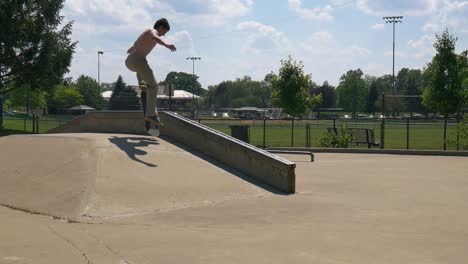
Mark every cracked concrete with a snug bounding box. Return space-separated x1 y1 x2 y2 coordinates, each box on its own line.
1 134 468 263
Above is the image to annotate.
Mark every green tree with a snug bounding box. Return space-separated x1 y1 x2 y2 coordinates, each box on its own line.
459 50 468 106
5 84 47 111
76 75 103 110
366 80 379 114
311 81 336 110
164 72 204 96
109 76 141 110
422 29 465 116
50 85 84 111
336 69 368 118
251 73 274 108
209 76 261 109
0 0 76 94
271 57 321 117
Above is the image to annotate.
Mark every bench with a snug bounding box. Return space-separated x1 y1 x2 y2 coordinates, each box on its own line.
327 127 379 149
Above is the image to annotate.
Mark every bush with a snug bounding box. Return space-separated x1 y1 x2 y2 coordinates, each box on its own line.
320 124 353 148
449 116 468 150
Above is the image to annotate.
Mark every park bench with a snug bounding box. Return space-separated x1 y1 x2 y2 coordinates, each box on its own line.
327 127 380 149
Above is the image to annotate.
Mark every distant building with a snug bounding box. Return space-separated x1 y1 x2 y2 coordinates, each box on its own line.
100 89 200 110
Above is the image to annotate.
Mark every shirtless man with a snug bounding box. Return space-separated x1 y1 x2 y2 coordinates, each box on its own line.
125 18 176 134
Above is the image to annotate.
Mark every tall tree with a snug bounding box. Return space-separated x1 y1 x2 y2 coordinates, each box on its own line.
109 76 141 110
76 75 103 110
271 57 321 117
422 29 465 116
49 85 84 111
0 0 76 94
164 72 204 96
5 84 47 111
336 69 368 118
366 80 379 114
311 81 336 110
253 74 273 108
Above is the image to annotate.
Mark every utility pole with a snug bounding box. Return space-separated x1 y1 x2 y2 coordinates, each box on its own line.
98 51 104 87
383 16 403 96
186 57 201 119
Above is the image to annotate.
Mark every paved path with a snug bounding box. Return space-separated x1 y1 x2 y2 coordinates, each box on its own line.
1 134 467 263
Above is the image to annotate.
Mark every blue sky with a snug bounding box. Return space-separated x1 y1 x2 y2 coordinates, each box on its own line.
62 0 467 88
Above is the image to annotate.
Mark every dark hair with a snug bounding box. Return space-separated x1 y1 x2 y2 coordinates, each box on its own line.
154 18 170 31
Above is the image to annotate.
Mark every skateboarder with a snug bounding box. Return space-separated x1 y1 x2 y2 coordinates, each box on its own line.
125 18 176 134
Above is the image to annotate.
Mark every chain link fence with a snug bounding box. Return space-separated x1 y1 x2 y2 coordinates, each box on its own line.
199 116 466 151
2 111 466 151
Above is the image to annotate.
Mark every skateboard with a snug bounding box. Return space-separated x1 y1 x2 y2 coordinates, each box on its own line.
141 91 161 137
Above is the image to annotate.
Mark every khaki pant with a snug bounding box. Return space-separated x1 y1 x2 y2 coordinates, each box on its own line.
125 53 158 116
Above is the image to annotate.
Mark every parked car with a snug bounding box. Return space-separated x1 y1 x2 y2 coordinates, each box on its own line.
357 114 372 119
2 110 15 116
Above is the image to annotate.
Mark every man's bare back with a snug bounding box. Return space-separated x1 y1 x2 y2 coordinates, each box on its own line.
127 28 176 57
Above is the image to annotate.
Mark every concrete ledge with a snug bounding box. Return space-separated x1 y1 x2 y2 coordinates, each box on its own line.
48 111 147 135
48 111 296 193
159 112 296 193
266 147 468 157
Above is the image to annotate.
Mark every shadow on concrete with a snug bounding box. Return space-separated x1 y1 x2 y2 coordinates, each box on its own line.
160 136 288 195
108 136 160 168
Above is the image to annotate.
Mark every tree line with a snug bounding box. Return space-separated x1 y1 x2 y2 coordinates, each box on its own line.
1 0 466 128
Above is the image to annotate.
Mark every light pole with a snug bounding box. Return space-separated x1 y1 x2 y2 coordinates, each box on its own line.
186 57 201 119
98 51 104 87
383 16 403 96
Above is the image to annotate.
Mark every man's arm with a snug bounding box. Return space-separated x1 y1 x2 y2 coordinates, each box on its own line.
153 35 177 52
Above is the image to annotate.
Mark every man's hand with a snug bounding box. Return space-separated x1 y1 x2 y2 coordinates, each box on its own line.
166 44 176 52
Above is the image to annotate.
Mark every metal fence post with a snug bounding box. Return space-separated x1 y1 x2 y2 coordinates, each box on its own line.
443 116 448 151
457 112 460 151
333 118 336 129
263 118 266 149
0 96 3 130
406 118 410 150
35 114 39 134
306 123 310 148
381 93 385 149
291 118 295 147
32 114 36 134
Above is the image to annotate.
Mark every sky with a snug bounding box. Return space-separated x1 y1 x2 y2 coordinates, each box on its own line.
62 0 468 88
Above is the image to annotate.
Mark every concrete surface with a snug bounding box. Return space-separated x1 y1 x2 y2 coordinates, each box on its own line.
1 134 468 263
48 111 296 193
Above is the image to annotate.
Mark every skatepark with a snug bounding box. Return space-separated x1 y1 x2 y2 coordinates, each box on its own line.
1 112 467 263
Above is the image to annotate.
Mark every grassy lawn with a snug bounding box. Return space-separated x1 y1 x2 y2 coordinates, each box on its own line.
2 115 77 134
2 116 463 150
201 119 462 150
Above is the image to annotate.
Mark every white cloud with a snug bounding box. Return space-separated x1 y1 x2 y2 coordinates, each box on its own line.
384 51 407 57
288 0 334 21
166 0 253 27
423 1 468 33
371 23 385 30
237 21 292 54
407 34 436 60
408 34 435 48
330 0 355 8
356 0 440 16
64 0 253 30
300 32 371 66
165 31 195 51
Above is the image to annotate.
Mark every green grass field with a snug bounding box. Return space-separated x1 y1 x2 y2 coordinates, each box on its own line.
2 115 77 134
200 119 462 150
2 116 463 150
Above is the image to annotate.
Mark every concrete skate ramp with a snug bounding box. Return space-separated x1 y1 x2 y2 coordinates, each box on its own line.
49 111 296 193
0 135 97 218
0 133 268 220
